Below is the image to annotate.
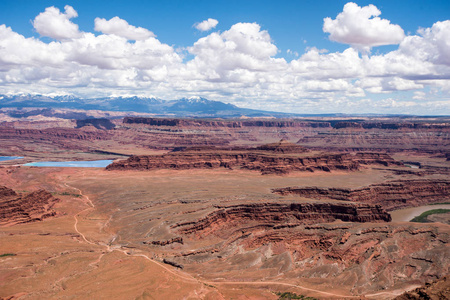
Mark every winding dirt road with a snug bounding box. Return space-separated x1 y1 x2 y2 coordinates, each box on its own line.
64 181 404 299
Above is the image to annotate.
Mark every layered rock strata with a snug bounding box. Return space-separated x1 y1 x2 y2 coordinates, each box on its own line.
172 202 391 236
273 179 450 211
297 129 450 153
106 142 401 174
167 214 449 295
76 118 116 130
333 121 450 130
123 117 331 128
0 186 59 226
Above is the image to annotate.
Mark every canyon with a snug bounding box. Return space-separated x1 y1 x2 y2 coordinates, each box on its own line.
106 141 401 174
171 202 392 236
0 114 449 299
273 179 450 211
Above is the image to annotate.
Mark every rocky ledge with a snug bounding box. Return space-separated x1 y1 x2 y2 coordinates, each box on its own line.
166 215 448 295
171 202 391 236
273 179 450 211
106 141 401 174
0 186 60 226
394 276 449 300
123 117 331 128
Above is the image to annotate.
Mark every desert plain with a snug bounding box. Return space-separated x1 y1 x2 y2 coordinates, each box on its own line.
0 115 449 299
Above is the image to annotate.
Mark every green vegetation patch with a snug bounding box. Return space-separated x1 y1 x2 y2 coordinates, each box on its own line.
275 291 318 300
52 192 82 198
0 253 17 257
410 209 450 223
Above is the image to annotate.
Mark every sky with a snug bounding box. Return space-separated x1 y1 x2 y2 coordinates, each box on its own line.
0 0 449 115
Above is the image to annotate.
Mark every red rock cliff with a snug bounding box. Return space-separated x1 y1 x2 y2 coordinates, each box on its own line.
106 143 400 174
273 179 450 211
172 202 391 235
0 186 60 226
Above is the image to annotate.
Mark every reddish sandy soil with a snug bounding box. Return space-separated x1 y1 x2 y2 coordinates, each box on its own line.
0 117 449 299
1 163 449 299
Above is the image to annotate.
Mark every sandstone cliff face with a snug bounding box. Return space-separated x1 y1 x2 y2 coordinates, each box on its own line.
106 142 400 174
172 202 391 236
123 117 331 128
297 128 450 153
273 179 450 211
333 121 450 130
0 128 112 141
0 185 17 198
0 186 59 226
167 210 449 295
76 118 116 130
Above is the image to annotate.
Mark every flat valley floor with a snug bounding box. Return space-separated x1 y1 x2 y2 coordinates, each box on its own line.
1 117 449 299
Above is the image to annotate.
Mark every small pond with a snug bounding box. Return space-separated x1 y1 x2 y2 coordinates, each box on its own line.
24 160 113 168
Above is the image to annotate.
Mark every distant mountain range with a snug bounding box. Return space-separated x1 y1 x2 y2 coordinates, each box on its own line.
0 94 275 118
0 94 340 118
3 94 434 119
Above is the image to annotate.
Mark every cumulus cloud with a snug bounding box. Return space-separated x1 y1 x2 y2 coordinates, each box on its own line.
323 2 405 51
187 22 283 81
32 5 81 40
94 17 155 40
194 18 218 31
1 5 450 114
413 91 426 100
412 21 450 66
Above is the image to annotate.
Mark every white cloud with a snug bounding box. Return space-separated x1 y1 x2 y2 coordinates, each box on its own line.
32 5 81 40
406 21 450 66
1 5 450 114
187 22 284 81
194 18 218 31
94 17 155 40
413 91 426 100
290 47 363 79
323 2 405 51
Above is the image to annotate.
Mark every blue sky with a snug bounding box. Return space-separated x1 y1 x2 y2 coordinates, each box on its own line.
0 0 449 114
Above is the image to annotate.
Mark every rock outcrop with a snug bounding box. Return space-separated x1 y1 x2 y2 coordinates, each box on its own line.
106 143 401 174
0 127 112 141
144 237 184 246
123 117 331 128
273 179 450 211
297 126 450 153
0 186 59 226
333 121 450 130
172 202 391 236
76 118 116 130
394 276 450 300
168 213 449 295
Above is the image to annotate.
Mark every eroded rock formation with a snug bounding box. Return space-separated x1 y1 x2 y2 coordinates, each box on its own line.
394 276 450 300
0 186 59 226
76 118 116 130
106 142 401 174
166 209 449 295
123 117 331 128
273 179 450 211
172 202 391 236
297 127 450 153
333 121 450 130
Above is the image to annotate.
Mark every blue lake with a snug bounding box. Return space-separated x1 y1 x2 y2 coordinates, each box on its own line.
0 156 24 162
24 160 113 168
